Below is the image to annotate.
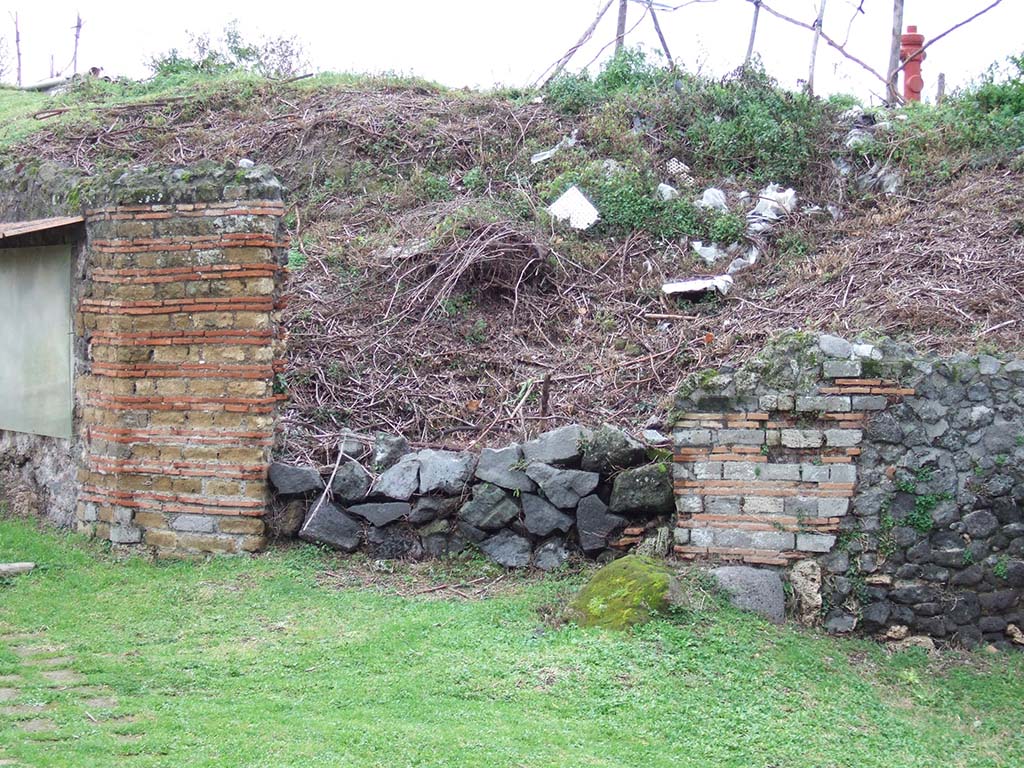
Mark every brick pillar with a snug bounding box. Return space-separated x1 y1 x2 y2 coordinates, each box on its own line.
75 165 286 555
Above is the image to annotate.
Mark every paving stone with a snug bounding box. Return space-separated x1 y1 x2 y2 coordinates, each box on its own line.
0 703 46 716
0 688 18 702
83 696 118 709
41 670 84 685
17 718 56 733
25 656 74 668
12 645 62 658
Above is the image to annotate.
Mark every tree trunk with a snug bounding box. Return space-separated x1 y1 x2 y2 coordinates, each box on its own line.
649 4 675 69
615 0 628 53
745 1 761 65
887 0 905 104
12 12 21 87
807 0 828 94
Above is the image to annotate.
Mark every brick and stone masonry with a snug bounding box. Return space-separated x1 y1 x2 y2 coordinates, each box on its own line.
72 166 287 555
672 370 913 567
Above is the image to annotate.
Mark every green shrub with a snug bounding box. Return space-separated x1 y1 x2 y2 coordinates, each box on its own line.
148 20 307 78
708 212 747 244
545 161 702 239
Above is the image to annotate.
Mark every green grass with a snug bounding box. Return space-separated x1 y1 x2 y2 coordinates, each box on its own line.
0 517 1022 767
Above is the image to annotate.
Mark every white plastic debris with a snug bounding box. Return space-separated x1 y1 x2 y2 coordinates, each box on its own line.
547 186 600 230
726 246 759 275
657 183 679 201
238 158 255 168
666 157 694 185
530 130 578 165
662 275 733 298
746 184 797 233
695 187 728 212
692 240 728 265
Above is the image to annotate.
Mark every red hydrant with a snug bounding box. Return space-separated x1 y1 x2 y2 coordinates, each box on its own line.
899 25 926 102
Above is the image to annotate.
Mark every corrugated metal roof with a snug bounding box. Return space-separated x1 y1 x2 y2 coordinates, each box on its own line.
0 216 84 242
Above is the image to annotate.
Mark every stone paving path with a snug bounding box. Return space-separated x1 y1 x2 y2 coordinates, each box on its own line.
0 629 144 765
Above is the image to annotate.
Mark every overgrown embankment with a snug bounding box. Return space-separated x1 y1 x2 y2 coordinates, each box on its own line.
1 50 1022 459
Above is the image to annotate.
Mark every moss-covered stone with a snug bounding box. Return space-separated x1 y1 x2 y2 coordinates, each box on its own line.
567 555 680 630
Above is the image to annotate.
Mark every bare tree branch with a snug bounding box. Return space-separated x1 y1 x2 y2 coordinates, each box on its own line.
534 0 616 88
750 0 890 90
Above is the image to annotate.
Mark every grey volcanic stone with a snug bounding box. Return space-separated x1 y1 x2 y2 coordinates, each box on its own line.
372 454 420 500
417 450 476 495
367 524 422 560
479 529 532 568
330 462 371 504
818 334 853 358
581 424 647 474
347 502 410 526
459 484 519 530
576 495 626 553
269 463 324 495
409 496 458 525
299 501 361 552
475 445 535 492
522 424 590 467
268 499 307 538
860 601 891 630
534 538 569 571
608 464 674 517
521 493 574 537
372 433 409 471
710 566 785 624
526 463 600 509
824 612 857 634
962 510 999 538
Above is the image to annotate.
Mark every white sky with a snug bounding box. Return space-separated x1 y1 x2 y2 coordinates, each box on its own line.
5 1 1023 102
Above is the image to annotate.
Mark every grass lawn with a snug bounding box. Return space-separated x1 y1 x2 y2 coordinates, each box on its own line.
0 517 1021 768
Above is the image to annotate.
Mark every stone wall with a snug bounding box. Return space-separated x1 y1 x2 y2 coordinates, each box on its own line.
266 424 678 569
672 333 1024 649
1 163 287 555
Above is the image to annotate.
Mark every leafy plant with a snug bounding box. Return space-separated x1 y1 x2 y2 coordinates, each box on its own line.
994 556 1010 580
148 20 308 78
707 212 746 244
